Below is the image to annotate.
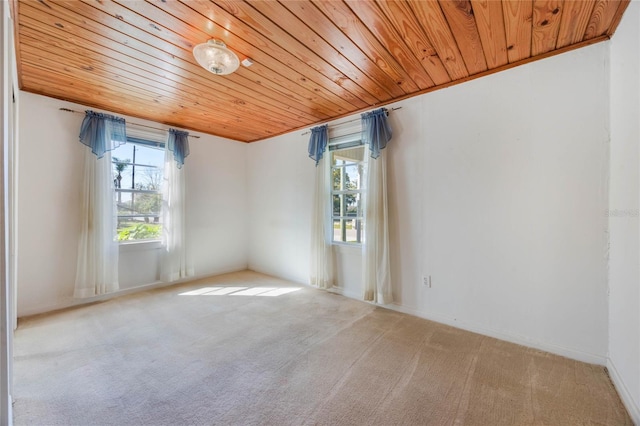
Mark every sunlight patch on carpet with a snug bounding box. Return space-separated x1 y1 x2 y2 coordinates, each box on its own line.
179 286 301 297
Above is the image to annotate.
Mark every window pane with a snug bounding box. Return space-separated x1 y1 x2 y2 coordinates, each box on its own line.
135 192 162 216
329 144 365 245
112 143 164 190
116 221 162 242
332 167 341 191
345 219 363 243
116 191 163 241
116 191 132 216
344 164 362 190
332 194 341 216
116 191 162 216
134 166 162 191
331 218 364 243
113 141 165 242
332 219 342 243
345 193 361 217
332 146 364 165
331 156 345 167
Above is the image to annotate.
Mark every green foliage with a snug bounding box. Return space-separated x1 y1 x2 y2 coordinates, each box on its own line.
112 157 130 173
134 193 161 222
117 223 161 241
332 167 358 215
113 157 130 189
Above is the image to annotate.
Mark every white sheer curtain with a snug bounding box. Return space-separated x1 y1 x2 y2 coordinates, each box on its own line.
74 111 125 298
310 155 334 288
362 108 393 304
363 148 391 303
308 124 334 289
160 129 193 282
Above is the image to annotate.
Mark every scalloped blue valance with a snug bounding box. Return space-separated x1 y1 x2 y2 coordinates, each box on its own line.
78 110 127 158
167 128 190 169
361 108 393 159
308 124 328 166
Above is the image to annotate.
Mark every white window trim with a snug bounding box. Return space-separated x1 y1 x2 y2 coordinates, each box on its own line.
328 131 367 246
126 124 168 144
332 241 363 253
114 127 166 244
119 239 162 252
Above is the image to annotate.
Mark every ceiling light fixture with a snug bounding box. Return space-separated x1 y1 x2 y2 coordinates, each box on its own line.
193 39 240 76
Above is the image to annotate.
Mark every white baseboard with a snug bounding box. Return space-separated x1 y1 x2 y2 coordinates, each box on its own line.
8 393 12 426
327 285 361 300
28 268 609 366
17 268 246 318
607 358 640 425
2 393 12 426
327 287 607 365
385 303 606 365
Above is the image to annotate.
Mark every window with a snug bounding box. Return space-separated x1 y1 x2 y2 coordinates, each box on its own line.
330 138 366 244
111 137 164 242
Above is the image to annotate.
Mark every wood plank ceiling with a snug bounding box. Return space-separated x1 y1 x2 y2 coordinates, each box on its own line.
13 0 630 142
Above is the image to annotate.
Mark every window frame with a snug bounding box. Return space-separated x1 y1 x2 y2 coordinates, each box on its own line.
328 133 367 246
112 135 165 244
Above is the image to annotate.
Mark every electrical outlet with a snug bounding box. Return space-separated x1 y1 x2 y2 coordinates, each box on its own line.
422 276 431 287
422 275 431 287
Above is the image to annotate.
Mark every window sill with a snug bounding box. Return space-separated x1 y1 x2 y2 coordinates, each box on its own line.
119 240 162 253
332 243 362 255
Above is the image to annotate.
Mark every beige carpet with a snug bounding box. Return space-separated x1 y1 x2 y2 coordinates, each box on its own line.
13 271 632 425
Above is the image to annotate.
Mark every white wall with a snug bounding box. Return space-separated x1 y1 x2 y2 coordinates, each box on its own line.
185 129 248 277
246 132 313 283
608 2 640 422
17 92 248 316
415 45 609 362
247 42 611 364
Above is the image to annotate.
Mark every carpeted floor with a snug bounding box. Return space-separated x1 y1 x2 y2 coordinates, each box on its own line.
13 271 632 425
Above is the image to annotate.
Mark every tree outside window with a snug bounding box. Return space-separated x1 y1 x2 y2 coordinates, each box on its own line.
330 145 365 244
111 141 164 242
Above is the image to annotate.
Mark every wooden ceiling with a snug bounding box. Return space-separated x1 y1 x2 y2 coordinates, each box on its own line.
13 0 629 142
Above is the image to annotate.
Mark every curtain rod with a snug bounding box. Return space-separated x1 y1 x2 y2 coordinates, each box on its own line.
300 106 401 136
58 108 201 139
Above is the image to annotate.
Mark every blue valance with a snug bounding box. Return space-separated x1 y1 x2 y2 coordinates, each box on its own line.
78 111 127 158
167 128 190 169
308 124 328 166
361 108 393 159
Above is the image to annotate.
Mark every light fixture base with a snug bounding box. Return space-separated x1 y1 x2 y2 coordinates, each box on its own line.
193 39 240 76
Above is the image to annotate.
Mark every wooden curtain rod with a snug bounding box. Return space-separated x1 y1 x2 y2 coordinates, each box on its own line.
300 106 402 136
58 108 201 139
